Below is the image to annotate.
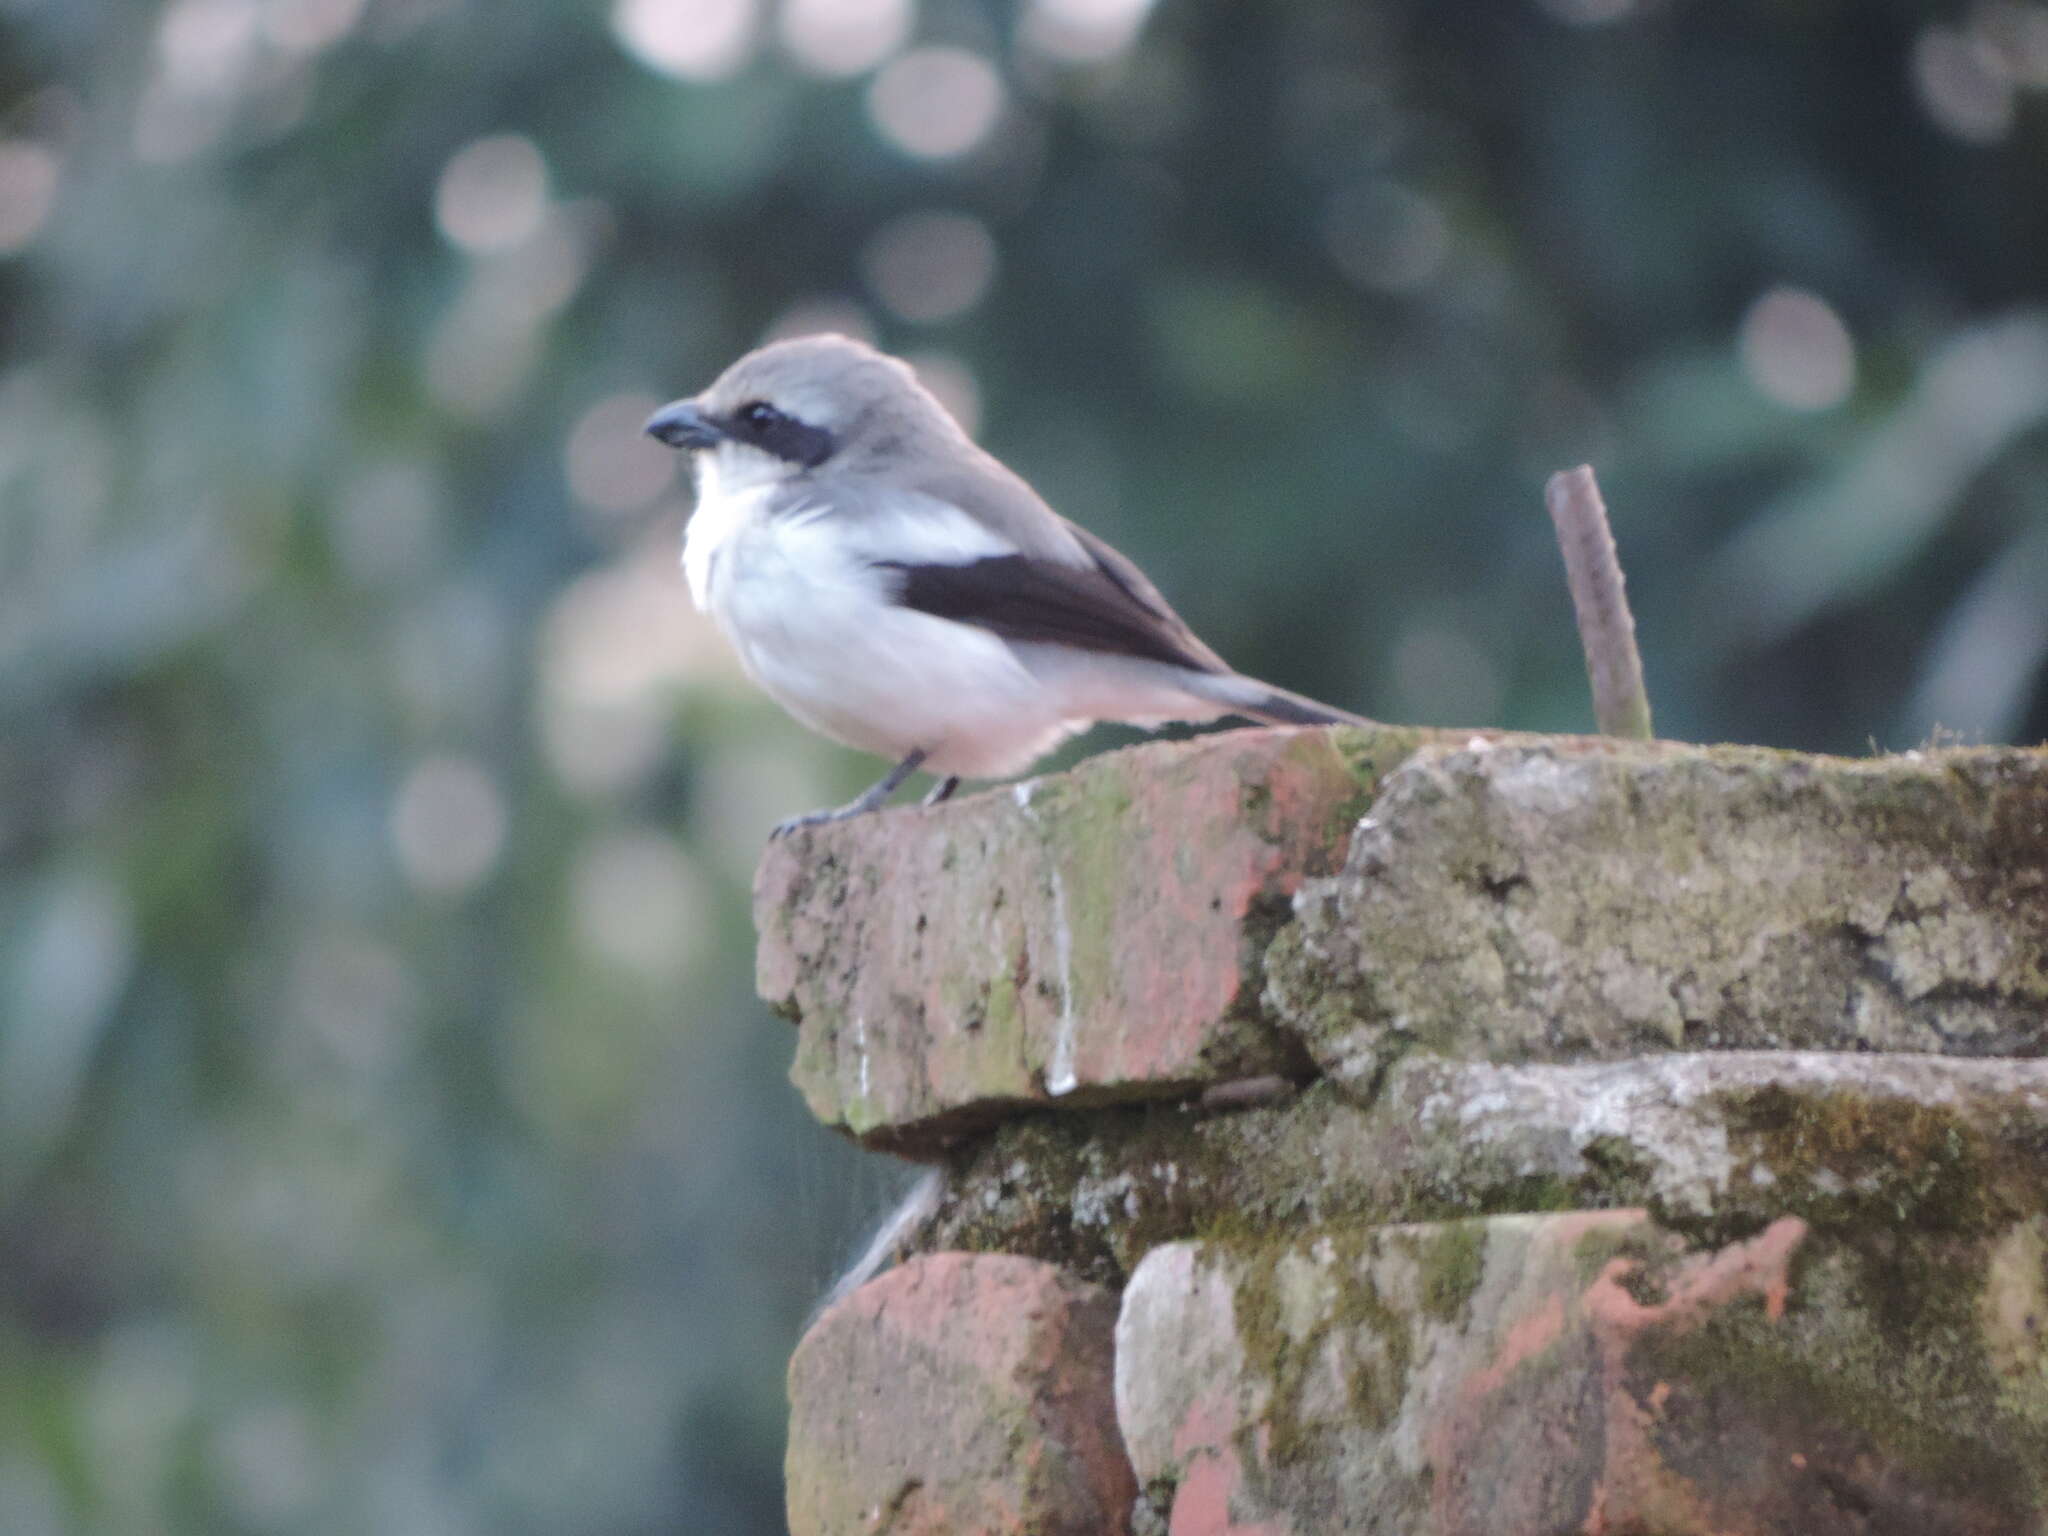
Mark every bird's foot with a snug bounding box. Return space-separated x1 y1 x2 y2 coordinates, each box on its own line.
769 748 930 839
769 805 851 839
922 775 961 808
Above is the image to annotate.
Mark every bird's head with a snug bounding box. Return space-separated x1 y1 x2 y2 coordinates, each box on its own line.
644 334 965 493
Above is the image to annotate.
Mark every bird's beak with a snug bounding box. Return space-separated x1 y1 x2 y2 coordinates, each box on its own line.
644 398 724 450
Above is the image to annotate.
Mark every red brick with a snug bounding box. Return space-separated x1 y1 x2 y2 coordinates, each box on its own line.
1118 1212 2046 1533
786 1253 1135 1536
755 726 1421 1150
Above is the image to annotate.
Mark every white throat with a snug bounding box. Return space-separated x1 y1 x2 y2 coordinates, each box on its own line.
696 440 797 501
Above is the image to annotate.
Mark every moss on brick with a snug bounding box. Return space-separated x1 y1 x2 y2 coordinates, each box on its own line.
1634 1230 2048 1517
1220 1225 1419 1478
1273 741 2048 1081
1036 763 1134 1026
1707 1083 2003 1239
1416 1221 1485 1322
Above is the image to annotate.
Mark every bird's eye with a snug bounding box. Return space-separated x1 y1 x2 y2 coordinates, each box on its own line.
728 398 835 468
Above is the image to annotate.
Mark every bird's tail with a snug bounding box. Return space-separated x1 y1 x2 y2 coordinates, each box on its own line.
813 1168 946 1322
1186 670 1376 729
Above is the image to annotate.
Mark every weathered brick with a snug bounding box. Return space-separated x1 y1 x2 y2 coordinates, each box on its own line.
756 726 1423 1150
1269 738 2048 1090
765 734 2048 1533
786 1253 1135 1536
926 1051 2048 1284
1117 1212 2048 1534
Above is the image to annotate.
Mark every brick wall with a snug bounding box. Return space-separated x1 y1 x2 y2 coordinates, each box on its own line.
763 726 2048 1535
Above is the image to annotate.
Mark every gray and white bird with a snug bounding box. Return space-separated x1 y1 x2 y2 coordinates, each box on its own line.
644 334 1370 835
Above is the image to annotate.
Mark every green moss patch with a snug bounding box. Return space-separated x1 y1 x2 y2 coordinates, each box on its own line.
1713 1083 2002 1236
1636 1230 2048 1517
1220 1225 1419 1475
1416 1222 1486 1321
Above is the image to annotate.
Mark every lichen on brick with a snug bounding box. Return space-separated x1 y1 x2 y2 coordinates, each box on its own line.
1414 1221 1486 1321
1980 1217 2048 1430
1272 740 2048 1085
1631 1228 2048 1521
1709 1082 1996 1237
1219 1224 1420 1475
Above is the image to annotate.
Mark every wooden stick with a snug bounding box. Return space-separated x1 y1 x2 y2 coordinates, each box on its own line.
1545 465 1654 741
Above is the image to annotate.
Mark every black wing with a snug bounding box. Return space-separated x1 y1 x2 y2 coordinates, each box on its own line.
876 537 1228 675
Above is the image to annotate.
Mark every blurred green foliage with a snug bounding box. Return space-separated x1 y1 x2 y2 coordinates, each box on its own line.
1 0 2046 1529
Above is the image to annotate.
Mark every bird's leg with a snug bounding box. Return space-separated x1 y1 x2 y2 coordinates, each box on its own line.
772 748 929 838
922 775 961 807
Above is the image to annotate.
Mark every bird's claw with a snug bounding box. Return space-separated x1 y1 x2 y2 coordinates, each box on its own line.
769 748 933 839
770 808 843 839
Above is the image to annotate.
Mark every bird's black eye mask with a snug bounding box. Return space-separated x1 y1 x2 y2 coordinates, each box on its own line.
725 399 835 469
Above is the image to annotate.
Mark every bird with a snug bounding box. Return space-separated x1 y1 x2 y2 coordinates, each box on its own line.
643 334 1372 836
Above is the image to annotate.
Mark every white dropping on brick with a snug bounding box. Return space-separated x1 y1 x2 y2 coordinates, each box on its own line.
1044 864 1078 1096
853 1012 870 1100
1011 778 1078 1096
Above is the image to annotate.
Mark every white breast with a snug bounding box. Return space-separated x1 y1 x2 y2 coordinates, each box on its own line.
679 462 1220 779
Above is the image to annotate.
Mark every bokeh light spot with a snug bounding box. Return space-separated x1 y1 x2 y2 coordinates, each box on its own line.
1018 0 1155 64
777 0 911 77
540 690 670 800
1322 180 1450 293
425 215 597 418
1739 286 1856 412
133 0 265 161
537 540 741 798
1912 24 2016 144
867 46 1004 159
260 0 368 54
860 210 997 323
5 867 135 1156
566 392 677 516
0 143 61 254
1977 1 2048 88
763 297 877 345
570 830 708 982
390 755 507 895
434 134 550 253
613 0 759 80
157 0 261 93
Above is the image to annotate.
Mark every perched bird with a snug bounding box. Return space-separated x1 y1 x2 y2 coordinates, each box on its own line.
645 334 1370 835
